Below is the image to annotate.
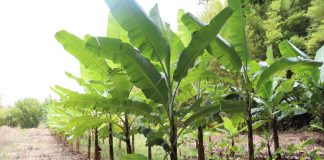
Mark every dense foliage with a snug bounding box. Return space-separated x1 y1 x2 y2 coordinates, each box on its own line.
47 0 323 160
200 0 324 59
1 98 45 128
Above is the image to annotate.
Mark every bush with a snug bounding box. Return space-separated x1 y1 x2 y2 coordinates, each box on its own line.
0 107 8 126
6 98 43 128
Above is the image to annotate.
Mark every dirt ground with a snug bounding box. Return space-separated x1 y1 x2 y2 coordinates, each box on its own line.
208 131 324 157
0 126 85 160
0 126 323 159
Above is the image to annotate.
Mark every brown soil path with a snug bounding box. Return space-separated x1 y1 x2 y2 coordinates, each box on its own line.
0 126 85 160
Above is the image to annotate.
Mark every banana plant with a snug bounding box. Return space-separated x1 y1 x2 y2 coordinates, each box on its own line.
252 42 322 159
305 45 324 128
54 26 159 159
183 0 323 159
68 0 237 159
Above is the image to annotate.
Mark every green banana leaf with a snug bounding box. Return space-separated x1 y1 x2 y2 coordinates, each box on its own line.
315 45 324 84
149 4 185 65
279 40 310 59
55 30 109 82
173 7 233 82
85 36 169 105
181 12 242 71
105 0 170 62
221 0 250 65
256 57 323 89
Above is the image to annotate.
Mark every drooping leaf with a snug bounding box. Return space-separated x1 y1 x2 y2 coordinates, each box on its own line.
181 13 242 71
220 99 246 113
266 46 274 65
55 30 109 81
177 9 191 46
149 5 185 64
136 126 170 152
107 13 129 42
223 117 238 136
279 40 310 59
221 0 250 65
181 68 219 86
183 104 220 127
54 86 154 117
173 7 233 81
256 57 323 89
108 72 132 100
105 0 170 62
315 45 324 84
85 36 169 105
66 115 111 140
65 72 105 94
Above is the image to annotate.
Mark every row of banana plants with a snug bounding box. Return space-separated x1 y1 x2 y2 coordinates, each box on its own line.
47 0 324 159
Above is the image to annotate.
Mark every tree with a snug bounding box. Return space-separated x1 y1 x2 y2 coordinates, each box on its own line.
80 0 235 159
6 98 43 128
306 0 324 54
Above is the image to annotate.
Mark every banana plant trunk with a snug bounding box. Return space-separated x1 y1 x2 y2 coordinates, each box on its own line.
88 132 91 160
148 145 152 160
230 137 235 157
75 138 80 153
197 126 205 160
169 115 178 160
94 127 102 160
246 96 254 160
124 114 133 154
272 116 280 159
108 123 114 160
321 112 324 129
266 138 272 159
132 134 135 153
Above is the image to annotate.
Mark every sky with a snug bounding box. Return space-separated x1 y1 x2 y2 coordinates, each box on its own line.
0 0 205 106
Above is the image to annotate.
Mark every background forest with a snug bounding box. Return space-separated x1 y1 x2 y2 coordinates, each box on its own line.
200 0 324 60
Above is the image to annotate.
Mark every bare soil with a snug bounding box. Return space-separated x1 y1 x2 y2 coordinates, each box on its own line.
209 131 324 157
0 126 85 160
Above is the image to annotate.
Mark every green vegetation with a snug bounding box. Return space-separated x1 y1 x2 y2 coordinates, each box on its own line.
42 0 324 160
0 98 46 128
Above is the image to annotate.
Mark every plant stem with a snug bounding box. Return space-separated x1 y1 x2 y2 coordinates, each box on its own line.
272 116 280 159
132 134 135 153
148 145 152 160
88 132 91 160
124 114 132 154
197 126 205 160
246 90 254 160
94 127 101 160
108 123 114 160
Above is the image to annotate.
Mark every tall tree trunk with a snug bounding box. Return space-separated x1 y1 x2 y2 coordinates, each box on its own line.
94 127 102 160
197 126 205 160
148 145 152 160
88 132 91 160
108 124 114 160
169 115 177 160
132 134 135 153
272 117 280 159
124 114 133 154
